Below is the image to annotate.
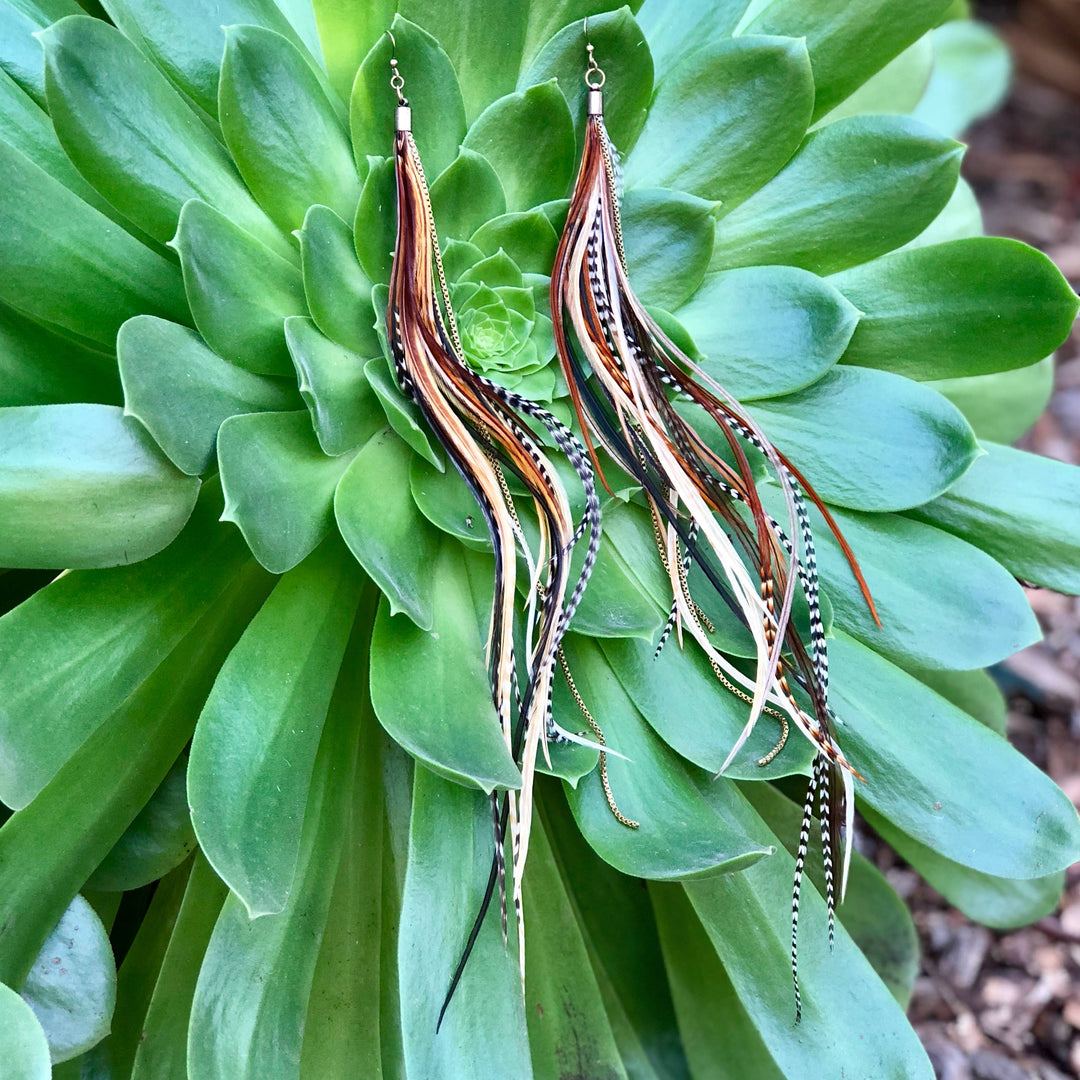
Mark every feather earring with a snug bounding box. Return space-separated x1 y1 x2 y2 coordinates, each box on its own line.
385 46 602 1023
550 27 881 1020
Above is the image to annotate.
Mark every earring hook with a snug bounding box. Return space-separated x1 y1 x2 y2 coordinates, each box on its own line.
388 29 407 103
583 18 605 89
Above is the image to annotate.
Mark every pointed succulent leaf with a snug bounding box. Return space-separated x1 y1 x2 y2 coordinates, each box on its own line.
748 365 980 512
353 155 396 284
311 0 395 101
119 316 299 476
336 428 440 629
297 204 381 356
0 140 188 345
41 16 289 256
916 667 1008 737
462 81 576 213
21 895 116 1065
0 403 200 569
363 356 444 468
218 410 357 574
674 265 859 400
832 238 1079 380
430 148 507 244
470 209 561 273
905 176 983 250
0 983 51 1080
350 16 465 175
711 115 963 275
188 541 364 916
636 0 752 78
220 25 360 233
743 0 952 121
625 36 814 209
173 199 306 377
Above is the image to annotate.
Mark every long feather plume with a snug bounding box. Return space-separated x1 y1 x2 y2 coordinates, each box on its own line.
385 57 601 1027
551 35 881 1019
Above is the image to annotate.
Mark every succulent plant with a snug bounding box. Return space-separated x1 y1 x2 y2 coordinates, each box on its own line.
0 0 1077 1077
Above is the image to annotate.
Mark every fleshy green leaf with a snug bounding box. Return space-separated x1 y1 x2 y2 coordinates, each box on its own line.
470 209 561 273
0 140 188 345
430 148 507 244
831 238 1079 380
335 428 439 629
399 0 528 124
912 19 1011 137
868 808 1064 931
119 315 298 476
674 266 859 399
189 541 364 917
462 80 575 213
905 175 983 250
285 317 382 457
915 667 1007 736
520 7 653 153
0 487 258 808
363 355 443 468
298 204 381 356
625 36 813 209
807 501 1041 670
909 441 1080 594
86 754 196 892
350 16 465 176
173 198 306 377
748 366 979 511
220 25 359 233
41 16 289 257
312 0 395 102
130 853 228 1080
0 403 200 569
21 895 116 1064
831 631 1080 879
637 0 751 78
0 983 51 1080
397 765 531 1079
353 156 396 285
621 188 715 310
98 0 312 119
562 637 771 880
743 0 951 121
369 541 522 792
711 115 962 275
218 410 357 574
188 637 362 1080
931 357 1055 445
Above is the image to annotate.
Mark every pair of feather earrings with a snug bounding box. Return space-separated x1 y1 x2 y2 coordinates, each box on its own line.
386 28 877 1025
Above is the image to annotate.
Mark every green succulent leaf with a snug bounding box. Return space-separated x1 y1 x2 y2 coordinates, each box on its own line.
219 25 359 234
311 0 395 102
621 188 715 310
297 204 381 356
0 403 200 569
188 641 362 1080
119 316 298 476
286 317 382 457
562 637 772 880
41 16 288 256
335 428 440 629
748 366 979 512
832 632 1080 879
832 238 1079 380
218 410 357 574
867 808 1064 932
711 115 963 275
189 541 364 917
625 36 813 210
916 667 1008 736
470 208 561 273
905 175 983 250
637 0 751 77
353 156 396 284
98 0 311 119
363 355 444 468
399 0 528 124
350 17 465 177
520 6 653 153
462 80 576 213
369 550 523 791
674 266 860 400
0 140 188 345
86 754 196 892
0 983 51 1080
130 854 228 1080
910 440 1080 594
173 198 306 378
743 0 951 121
0 489 256 809
430 148 507 244
21 894 116 1065
397 765 531 1079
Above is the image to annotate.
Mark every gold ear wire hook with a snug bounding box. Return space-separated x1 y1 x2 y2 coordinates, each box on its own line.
583 18 605 89
388 30 407 104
